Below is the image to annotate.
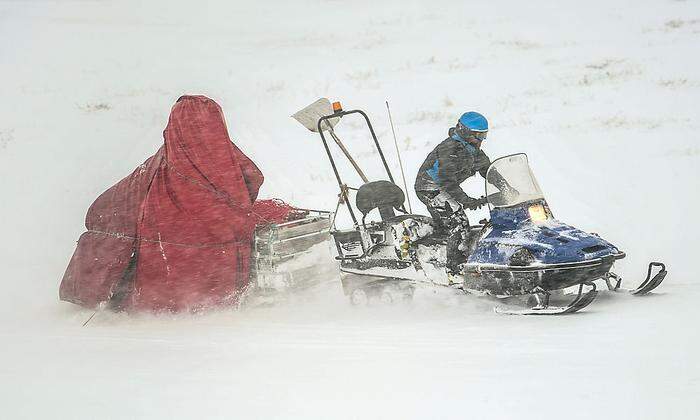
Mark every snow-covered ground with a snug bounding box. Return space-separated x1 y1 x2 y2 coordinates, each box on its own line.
1 0 699 418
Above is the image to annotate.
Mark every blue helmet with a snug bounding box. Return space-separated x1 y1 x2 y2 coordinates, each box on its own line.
459 111 488 131
456 111 488 141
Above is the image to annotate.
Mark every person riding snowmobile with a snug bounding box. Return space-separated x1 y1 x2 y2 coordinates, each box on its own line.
415 112 491 226
414 111 493 275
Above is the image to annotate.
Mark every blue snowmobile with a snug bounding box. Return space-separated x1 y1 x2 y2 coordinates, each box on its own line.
293 99 667 314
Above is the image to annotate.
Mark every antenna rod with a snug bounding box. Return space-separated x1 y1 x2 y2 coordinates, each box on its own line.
385 100 412 213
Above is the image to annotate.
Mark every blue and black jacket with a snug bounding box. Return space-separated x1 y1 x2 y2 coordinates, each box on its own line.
414 127 491 206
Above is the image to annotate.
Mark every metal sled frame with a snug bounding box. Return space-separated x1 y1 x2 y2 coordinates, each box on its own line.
316 109 407 228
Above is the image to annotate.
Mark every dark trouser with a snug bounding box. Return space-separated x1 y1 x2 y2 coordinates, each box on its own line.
416 189 470 275
416 190 453 232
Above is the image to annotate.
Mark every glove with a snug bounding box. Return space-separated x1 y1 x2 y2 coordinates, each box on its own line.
464 196 487 210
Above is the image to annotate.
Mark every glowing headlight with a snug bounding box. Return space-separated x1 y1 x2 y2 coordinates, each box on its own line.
528 204 548 222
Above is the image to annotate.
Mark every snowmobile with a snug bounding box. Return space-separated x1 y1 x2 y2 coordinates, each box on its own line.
293 99 667 315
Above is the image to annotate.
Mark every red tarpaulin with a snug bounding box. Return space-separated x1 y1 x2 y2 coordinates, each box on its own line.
60 95 266 312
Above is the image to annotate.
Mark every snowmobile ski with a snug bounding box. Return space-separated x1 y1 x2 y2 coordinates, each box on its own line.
603 262 667 295
494 283 598 315
630 262 667 295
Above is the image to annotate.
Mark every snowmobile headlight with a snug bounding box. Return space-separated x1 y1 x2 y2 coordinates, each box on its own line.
528 204 548 222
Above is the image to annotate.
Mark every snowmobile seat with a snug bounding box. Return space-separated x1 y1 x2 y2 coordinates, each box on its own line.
356 180 406 225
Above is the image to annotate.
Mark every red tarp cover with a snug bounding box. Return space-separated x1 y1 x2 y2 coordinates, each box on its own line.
60 95 264 312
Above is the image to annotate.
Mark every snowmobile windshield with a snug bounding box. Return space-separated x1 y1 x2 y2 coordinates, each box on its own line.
485 154 544 207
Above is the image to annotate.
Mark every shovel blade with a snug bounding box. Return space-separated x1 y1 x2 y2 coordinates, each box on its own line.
292 98 340 132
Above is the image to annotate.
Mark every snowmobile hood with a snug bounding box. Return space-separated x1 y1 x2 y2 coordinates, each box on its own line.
467 202 623 267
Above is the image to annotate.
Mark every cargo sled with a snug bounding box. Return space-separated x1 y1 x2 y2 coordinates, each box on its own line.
250 211 336 302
